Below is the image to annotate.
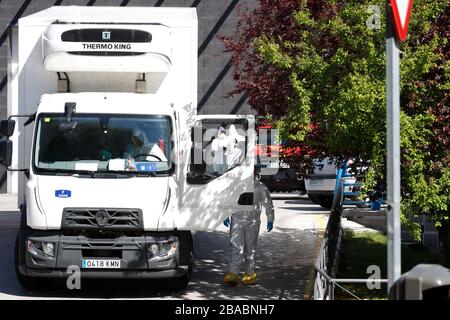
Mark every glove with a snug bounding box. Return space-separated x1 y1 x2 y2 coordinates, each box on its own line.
267 221 273 232
223 217 230 227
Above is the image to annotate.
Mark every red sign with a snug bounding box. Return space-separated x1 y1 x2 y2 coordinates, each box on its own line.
390 0 413 41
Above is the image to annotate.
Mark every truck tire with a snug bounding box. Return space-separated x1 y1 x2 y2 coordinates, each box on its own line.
307 193 319 204
315 195 334 209
14 232 52 290
308 194 334 209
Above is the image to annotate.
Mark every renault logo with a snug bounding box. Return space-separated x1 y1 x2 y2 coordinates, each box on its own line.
95 210 109 227
102 31 111 40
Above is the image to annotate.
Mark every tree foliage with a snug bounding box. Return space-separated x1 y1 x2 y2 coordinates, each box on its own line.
223 0 450 262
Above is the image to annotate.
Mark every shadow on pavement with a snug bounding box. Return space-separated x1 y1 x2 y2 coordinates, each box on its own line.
176 228 319 300
0 213 320 299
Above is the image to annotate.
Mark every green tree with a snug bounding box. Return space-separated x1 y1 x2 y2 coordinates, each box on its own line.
224 0 450 265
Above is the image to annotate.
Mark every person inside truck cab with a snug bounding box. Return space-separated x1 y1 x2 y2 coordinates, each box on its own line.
226 124 245 169
124 127 167 165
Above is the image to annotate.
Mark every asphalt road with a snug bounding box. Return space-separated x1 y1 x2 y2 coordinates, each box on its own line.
0 193 329 300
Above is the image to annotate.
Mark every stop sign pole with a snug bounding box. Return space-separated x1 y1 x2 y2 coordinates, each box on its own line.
386 0 412 292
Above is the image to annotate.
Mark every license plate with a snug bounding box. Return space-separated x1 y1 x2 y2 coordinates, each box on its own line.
310 179 324 186
82 259 121 269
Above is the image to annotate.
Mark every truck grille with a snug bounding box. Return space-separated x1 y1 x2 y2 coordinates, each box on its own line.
61 29 152 43
62 208 143 231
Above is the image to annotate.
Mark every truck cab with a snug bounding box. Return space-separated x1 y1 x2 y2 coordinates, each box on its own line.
14 93 191 287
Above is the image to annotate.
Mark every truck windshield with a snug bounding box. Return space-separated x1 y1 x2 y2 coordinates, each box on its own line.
33 113 173 176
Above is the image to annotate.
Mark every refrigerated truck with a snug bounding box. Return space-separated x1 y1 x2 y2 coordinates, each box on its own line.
0 6 255 289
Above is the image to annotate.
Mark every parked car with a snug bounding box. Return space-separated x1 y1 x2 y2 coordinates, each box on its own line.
304 158 337 209
256 124 305 192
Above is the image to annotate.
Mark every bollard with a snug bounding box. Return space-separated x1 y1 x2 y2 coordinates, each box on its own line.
390 264 450 300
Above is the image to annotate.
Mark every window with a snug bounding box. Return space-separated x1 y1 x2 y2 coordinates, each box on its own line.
188 118 248 184
33 113 173 176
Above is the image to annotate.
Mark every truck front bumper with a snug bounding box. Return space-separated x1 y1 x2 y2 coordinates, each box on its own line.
17 230 187 279
19 266 188 279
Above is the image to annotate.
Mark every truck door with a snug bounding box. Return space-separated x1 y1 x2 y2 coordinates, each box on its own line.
177 115 255 231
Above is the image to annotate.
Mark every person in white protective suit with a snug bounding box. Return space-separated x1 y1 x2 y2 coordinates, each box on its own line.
124 127 167 170
223 171 275 285
211 126 229 174
225 124 246 169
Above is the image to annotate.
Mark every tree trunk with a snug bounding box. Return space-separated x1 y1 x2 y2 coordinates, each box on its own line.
436 219 450 268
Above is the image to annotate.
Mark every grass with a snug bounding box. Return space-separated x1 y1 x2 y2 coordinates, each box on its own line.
335 230 440 300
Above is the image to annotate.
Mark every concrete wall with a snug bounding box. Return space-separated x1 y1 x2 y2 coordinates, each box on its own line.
0 0 257 193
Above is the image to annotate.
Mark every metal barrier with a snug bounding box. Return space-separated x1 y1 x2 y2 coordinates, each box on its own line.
313 164 388 300
313 210 343 299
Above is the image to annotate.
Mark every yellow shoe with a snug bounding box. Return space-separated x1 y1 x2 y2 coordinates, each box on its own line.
242 272 257 285
224 272 240 285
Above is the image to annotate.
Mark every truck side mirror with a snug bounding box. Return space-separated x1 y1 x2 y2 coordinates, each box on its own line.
0 140 13 167
189 125 206 173
0 119 16 137
190 125 202 142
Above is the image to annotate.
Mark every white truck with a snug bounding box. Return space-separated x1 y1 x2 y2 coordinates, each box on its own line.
304 158 357 209
304 158 338 209
0 6 255 289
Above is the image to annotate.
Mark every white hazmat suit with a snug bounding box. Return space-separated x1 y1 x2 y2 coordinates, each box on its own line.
228 179 275 275
211 126 229 173
226 125 245 169
127 127 167 162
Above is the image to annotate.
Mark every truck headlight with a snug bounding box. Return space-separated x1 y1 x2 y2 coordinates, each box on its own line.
149 243 160 256
43 242 55 257
26 240 38 255
160 241 177 257
147 237 178 260
26 240 55 257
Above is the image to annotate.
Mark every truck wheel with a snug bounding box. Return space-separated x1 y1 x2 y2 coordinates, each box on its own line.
308 193 319 204
315 195 334 210
308 194 334 209
14 232 51 290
